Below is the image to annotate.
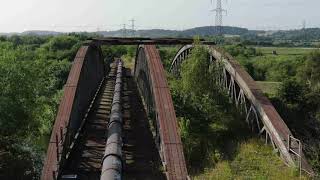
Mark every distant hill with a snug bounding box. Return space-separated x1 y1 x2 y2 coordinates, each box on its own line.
270 28 320 41
0 31 62 36
0 26 245 37
98 26 249 38
182 26 248 36
21 30 62 36
0 32 16 36
98 29 180 38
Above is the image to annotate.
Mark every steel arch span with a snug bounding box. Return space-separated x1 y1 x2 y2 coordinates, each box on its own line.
134 45 189 180
170 44 314 176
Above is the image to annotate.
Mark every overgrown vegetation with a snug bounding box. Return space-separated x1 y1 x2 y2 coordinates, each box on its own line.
194 139 302 180
158 46 180 70
166 43 301 179
223 43 320 175
101 45 136 69
169 44 243 171
0 34 92 179
1 32 319 179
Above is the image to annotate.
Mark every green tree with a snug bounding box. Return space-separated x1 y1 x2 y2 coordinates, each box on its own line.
169 42 248 172
278 78 305 104
37 35 81 61
298 50 320 89
0 38 72 179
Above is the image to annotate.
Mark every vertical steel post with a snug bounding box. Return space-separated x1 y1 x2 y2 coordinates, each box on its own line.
55 134 59 162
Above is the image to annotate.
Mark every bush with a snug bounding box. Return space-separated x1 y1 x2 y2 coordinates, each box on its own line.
169 44 235 170
159 46 179 70
193 139 302 180
0 136 43 180
0 35 81 179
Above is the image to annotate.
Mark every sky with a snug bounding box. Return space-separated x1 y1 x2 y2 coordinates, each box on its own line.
0 0 319 32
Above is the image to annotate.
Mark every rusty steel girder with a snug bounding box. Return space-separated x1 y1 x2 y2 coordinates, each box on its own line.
134 45 188 180
41 45 105 180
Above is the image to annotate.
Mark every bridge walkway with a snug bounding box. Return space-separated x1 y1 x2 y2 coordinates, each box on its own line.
122 68 165 180
60 62 118 179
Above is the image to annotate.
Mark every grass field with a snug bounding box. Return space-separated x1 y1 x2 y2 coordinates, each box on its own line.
256 81 281 97
255 47 318 55
193 138 303 180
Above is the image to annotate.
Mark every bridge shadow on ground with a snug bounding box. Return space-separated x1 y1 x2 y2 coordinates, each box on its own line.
122 68 165 180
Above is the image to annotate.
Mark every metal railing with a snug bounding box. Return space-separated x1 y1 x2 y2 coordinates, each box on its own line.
287 135 302 177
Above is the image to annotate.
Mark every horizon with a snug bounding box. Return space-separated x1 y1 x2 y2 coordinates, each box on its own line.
1 25 319 34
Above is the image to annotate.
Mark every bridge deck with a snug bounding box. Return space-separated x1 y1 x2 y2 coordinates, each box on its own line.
122 69 165 179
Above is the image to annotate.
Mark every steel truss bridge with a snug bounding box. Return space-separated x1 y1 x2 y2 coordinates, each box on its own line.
41 38 314 180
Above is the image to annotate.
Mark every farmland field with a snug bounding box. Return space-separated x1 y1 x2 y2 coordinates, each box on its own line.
255 47 318 55
256 81 281 97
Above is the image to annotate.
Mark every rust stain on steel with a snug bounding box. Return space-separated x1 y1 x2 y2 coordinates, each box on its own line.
41 46 89 180
144 45 188 180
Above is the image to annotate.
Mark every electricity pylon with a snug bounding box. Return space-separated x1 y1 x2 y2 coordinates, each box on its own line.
211 0 227 36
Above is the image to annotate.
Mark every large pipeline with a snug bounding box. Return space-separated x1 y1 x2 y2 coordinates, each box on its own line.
101 60 123 180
